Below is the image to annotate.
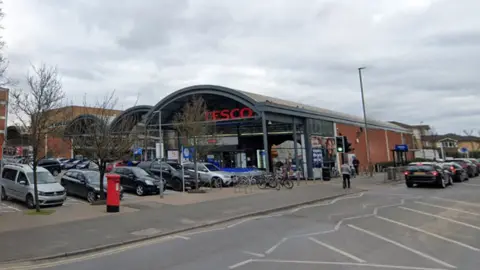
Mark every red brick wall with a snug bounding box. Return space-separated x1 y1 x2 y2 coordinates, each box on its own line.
337 123 411 166
38 135 72 158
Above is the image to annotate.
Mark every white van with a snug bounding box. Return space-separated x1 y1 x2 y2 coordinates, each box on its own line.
0 164 66 209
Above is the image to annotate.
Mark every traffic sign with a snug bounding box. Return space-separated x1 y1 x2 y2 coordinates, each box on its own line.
394 144 408 152
182 147 193 159
460 147 468 153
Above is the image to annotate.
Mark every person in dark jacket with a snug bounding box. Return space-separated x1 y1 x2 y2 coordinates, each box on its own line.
352 157 360 175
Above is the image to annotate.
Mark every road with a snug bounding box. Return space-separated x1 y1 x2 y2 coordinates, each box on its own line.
5 180 480 270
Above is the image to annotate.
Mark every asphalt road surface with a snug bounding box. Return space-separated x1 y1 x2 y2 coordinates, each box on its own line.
6 179 480 270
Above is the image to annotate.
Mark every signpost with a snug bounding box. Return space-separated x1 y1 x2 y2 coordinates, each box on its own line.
460 147 469 158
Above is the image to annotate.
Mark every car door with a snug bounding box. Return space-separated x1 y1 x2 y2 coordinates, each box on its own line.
75 172 88 199
114 168 131 189
122 168 136 188
60 171 72 193
15 171 30 201
197 164 210 182
161 162 173 181
2 168 19 199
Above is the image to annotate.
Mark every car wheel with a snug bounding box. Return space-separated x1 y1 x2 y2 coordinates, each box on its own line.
135 184 145 196
26 194 35 209
211 177 222 188
52 170 60 176
87 191 97 203
172 177 182 191
1 187 8 200
406 182 414 188
439 177 446 188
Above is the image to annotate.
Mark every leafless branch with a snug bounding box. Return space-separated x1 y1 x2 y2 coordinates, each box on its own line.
9 63 65 211
66 91 139 199
173 96 219 189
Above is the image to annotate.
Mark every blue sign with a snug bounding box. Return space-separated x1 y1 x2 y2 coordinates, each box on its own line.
394 144 408 152
182 146 193 159
460 147 469 153
133 148 143 155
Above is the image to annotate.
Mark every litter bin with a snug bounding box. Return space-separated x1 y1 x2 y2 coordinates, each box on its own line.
322 167 331 181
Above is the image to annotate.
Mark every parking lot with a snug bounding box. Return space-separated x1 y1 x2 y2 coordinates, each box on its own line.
22 174 480 270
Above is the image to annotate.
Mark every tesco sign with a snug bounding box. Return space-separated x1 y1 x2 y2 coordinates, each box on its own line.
205 107 254 121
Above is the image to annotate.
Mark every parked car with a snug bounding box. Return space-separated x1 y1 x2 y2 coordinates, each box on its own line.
184 162 236 187
111 167 165 196
0 164 66 208
61 169 123 203
56 158 69 169
467 158 480 176
138 161 193 191
64 159 81 170
404 162 452 188
450 159 476 178
440 162 468 182
37 159 62 176
75 160 99 170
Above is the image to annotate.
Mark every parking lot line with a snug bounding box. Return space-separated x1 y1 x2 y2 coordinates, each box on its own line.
375 215 480 251
460 183 480 187
414 201 480 217
399 206 480 231
431 197 480 208
248 259 451 270
308 237 366 263
347 224 456 269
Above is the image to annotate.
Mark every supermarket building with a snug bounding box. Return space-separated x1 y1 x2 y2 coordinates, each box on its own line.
7 85 413 179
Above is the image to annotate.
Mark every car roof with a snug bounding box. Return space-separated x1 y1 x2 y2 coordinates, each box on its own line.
4 164 49 173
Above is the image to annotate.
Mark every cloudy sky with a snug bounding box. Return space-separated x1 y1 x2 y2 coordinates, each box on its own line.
3 0 479 134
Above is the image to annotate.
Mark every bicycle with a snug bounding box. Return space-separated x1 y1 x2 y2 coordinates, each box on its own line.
256 174 278 189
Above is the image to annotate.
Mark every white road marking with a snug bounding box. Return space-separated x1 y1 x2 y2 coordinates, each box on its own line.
228 259 253 269
242 251 265 258
308 237 366 263
172 235 190 240
376 216 480 251
290 192 365 213
250 259 450 270
265 237 287 254
414 201 480 217
347 224 456 269
399 206 480 231
431 197 480 208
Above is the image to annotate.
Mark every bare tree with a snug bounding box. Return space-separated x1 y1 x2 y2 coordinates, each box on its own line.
423 128 440 159
173 96 219 190
10 64 65 212
463 129 480 153
66 92 138 200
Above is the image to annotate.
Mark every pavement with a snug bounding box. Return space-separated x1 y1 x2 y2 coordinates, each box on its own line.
5 175 480 270
0 178 363 264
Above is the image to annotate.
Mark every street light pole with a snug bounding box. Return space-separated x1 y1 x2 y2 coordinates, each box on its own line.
358 67 372 177
157 110 164 198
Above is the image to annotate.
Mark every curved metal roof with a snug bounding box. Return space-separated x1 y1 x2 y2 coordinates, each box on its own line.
144 85 409 133
143 85 261 125
64 114 102 135
109 105 152 132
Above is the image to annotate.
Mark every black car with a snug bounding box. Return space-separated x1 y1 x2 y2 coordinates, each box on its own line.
64 159 81 170
441 162 468 182
37 159 62 176
404 163 452 188
111 167 166 196
450 159 476 178
137 161 193 191
60 169 124 203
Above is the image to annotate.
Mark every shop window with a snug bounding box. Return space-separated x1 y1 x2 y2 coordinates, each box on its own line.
308 119 334 137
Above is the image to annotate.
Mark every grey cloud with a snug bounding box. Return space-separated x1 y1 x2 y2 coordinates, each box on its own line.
4 0 480 134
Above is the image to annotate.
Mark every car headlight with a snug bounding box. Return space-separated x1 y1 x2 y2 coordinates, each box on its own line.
38 191 45 196
145 180 153 186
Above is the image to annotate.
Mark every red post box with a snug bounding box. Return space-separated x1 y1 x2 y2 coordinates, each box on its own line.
106 174 121 213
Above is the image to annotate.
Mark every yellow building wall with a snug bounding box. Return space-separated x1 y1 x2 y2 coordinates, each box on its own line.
458 141 480 152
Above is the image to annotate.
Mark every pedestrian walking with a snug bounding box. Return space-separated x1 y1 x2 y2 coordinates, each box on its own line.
341 162 352 189
352 157 360 175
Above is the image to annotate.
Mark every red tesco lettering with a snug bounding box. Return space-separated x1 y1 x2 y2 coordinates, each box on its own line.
205 107 254 121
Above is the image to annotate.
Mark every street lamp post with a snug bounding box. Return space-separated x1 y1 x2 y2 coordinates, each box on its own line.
358 67 372 177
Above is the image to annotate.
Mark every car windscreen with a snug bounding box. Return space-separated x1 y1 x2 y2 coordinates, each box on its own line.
83 171 101 183
130 167 153 177
205 164 220 171
407 165 434 171
27 171 57 184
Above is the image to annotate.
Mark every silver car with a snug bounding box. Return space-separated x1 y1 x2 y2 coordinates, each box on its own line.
184 162 236 186
0 164 66 209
